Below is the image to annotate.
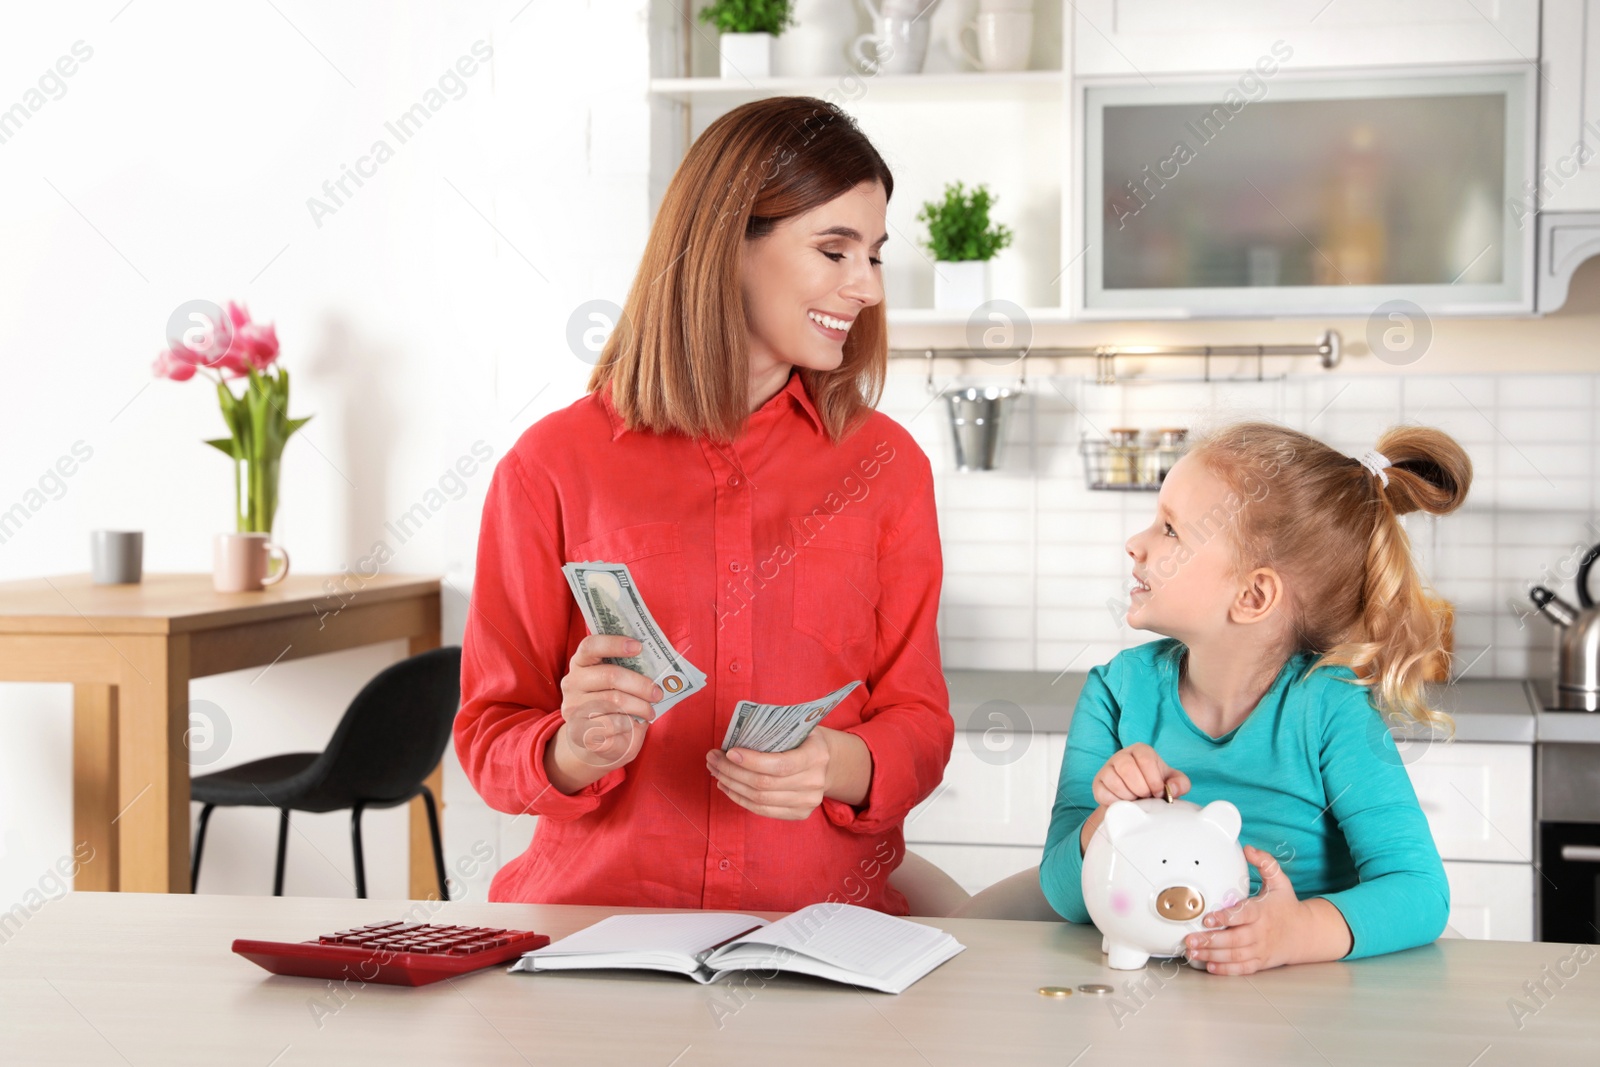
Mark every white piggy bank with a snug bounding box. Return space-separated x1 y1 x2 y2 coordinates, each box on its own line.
1081 797 1251 971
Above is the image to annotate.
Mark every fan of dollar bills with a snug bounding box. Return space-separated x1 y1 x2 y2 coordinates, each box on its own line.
719 680 862 754
563 562 861 753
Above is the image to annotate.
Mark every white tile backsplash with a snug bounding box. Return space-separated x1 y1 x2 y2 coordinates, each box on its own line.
885 368 1600 681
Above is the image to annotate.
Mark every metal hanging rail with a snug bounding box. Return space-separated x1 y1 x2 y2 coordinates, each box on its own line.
891 329 1341 386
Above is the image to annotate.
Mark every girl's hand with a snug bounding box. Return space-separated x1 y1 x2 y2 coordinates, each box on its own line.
555 635 663 773
1091 743 1192 805
706 729 831 820
1184 844 1316 975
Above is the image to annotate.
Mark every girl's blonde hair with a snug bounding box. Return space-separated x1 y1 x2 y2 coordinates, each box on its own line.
1189 422 1472 730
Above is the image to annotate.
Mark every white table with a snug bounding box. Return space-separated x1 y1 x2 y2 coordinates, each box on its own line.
0 892 1593 1064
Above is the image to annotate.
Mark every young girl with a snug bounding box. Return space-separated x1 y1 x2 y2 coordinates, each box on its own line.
1040 421 1471 974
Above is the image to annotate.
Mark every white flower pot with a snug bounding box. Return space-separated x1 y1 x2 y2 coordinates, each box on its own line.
934 259 990 312
720 32 773 80
774 0 858 76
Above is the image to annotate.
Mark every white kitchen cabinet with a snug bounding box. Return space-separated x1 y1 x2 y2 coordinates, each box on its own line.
909 843 1043 896
1442 860 1535 942
1404 742 1534 863
1047 733 1067 792
1076 67 1536 317
1538 0 1600 214
1072 0 1539 76
905 733 1060 846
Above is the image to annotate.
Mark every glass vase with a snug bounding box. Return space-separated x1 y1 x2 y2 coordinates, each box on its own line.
235 454 280 534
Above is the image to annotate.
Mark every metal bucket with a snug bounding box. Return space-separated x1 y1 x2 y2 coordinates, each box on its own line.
946 386 1015 471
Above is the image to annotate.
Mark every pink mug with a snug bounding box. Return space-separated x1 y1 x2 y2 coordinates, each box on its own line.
213 532 290 593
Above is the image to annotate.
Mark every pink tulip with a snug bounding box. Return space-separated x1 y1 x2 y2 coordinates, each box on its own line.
215 346 251 377
154 300 279 381
152 344 197 381
233 321 279 370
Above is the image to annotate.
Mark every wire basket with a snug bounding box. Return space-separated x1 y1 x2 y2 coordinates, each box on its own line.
1080 435 1178 491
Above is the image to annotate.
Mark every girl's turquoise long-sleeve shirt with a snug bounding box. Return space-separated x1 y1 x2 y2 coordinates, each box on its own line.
1040 639 1449 961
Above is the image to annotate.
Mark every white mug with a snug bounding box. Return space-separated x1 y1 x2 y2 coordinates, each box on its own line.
959 11 1033 72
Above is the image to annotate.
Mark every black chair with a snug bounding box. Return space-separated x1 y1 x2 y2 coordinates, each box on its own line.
190 645 461 899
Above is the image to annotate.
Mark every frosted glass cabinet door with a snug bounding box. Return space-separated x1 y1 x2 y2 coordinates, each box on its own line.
1079 68 1535 317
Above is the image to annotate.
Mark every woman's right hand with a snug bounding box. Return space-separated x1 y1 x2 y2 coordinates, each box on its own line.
1091 743 1191 804
547 635 664 790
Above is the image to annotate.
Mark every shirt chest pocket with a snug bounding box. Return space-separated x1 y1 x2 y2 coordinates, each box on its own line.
789 514 880 653
566 521 691 649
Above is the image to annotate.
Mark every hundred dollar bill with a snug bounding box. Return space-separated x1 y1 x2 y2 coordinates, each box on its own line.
562 562 706 716
721 680 863 754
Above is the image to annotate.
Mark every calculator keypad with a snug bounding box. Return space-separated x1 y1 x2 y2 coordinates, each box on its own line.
314 922 541 956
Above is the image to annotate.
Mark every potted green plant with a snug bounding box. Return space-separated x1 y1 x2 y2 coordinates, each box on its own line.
916 180 1015 311
698 0 796 80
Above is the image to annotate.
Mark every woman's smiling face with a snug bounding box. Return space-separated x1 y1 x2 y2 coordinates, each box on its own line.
740 180 887 375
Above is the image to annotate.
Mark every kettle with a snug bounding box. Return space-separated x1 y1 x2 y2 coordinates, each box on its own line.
1529 543 1600 711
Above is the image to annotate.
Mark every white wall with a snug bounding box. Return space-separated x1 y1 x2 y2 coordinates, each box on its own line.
2 1 1598 910
0 1 650 906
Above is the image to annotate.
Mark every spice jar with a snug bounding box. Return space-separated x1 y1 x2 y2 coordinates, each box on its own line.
1108 428 1140 485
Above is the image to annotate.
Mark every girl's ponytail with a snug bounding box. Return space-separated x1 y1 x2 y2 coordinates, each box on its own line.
1323 427 1472 730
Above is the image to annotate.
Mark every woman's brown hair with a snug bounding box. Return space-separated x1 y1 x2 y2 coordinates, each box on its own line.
1190 422 1473 730
587 96 894 445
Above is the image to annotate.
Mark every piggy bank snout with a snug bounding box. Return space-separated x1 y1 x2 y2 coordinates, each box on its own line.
1155 884 1204 922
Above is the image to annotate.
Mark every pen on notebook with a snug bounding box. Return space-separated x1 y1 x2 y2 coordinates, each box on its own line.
694 925 764 960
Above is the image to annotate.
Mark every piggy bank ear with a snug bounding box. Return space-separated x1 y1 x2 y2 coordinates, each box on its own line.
1102 800 1149 841
1198 800 1242 842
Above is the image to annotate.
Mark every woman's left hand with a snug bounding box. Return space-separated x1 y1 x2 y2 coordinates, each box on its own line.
1183 845 1314 975
706 729 832 820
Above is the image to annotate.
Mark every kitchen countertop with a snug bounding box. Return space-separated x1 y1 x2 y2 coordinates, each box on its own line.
6 891 1592 1065
945 669 1548 744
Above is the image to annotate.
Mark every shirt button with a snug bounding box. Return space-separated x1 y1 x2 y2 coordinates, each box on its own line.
729 661 740 673
728 475 741 487
718 859 731 871
729 561 742 572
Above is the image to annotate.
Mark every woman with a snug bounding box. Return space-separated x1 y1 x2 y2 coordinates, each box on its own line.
455 96 953 914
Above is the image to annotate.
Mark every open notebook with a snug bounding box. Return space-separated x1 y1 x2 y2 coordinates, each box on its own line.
510 903 964 995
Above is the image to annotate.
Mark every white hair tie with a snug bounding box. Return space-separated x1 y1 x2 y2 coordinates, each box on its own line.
1358 450 1390 488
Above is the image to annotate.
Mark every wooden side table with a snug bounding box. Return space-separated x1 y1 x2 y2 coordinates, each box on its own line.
0 572 445 896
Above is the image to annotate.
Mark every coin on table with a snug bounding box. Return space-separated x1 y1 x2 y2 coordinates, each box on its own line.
1077 983 1115 995
1037 986 1074 998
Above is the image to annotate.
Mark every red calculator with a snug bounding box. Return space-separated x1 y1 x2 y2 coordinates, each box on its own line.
233 920 551 987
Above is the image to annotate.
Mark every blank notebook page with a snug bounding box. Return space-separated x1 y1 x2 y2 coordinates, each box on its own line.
738 904 948 980
532 913 767 958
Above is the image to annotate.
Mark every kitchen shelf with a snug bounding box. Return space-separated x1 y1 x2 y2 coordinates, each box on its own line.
648 70 1064 104
649 3 1071 322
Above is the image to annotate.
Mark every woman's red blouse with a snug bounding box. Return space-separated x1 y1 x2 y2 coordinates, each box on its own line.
455 369 951 913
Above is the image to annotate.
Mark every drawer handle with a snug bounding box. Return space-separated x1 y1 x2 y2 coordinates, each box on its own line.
1559 845 1600 864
